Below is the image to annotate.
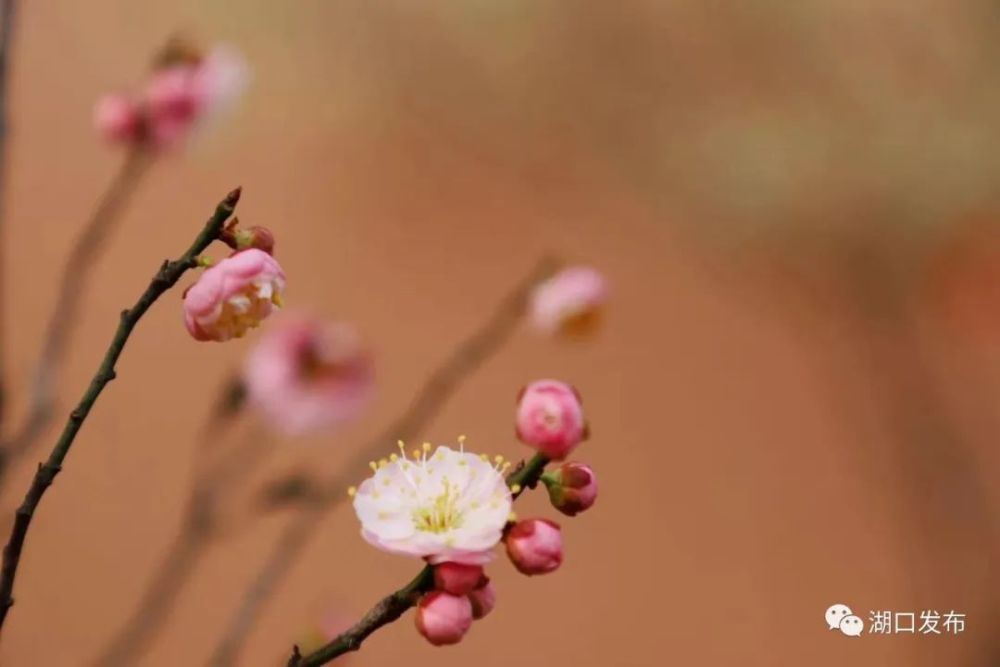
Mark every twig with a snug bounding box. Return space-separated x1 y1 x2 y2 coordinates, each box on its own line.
0 0 20 432
0 147 152 471
288 454 549 667
204 256 557 667
0 186 241 633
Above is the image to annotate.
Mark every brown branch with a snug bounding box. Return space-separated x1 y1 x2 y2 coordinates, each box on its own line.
0 147 152 472
0 186 241 634
287 454 549 667
204 256 557 667
0 0 20 432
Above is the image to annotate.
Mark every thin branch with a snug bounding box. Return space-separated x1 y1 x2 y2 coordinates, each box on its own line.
205 256 557 667
288 454 549 667
0 147 152 469
0 186 241 633
0 0 20 432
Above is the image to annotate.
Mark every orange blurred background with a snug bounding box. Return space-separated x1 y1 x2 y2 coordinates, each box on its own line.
1 1 1000 665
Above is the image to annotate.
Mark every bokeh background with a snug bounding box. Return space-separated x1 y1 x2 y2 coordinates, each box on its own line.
2 1 1000 665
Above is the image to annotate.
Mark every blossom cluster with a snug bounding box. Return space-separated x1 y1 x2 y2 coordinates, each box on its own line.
350 379 598 647
94 40 248 149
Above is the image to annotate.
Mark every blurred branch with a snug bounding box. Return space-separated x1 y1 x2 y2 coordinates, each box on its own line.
287 454 549 667
205 256 557 667
0 147 152 474
0 186 241 633
0 0 19 432
94 392 271 667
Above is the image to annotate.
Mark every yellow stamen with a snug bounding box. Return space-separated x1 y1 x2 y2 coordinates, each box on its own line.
347 486 357 497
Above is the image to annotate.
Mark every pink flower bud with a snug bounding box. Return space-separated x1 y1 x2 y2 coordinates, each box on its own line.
433 562 484 596
515 380 586 460
93 94 141 143
467 579 496 620
542 462 598 516
243 315 373 434
504 518 563 576
530 266 608 338
183 248 285 342
415 591 473 646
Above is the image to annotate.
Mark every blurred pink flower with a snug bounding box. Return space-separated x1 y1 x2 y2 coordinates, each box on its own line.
505 518 563 576
243 316 373 435
415 592 473 646
93 94 141 143
542 461 598 516
529 266 608 337
183 248 285 342
94 44 249 148
515 380 586 460
144 45 249 147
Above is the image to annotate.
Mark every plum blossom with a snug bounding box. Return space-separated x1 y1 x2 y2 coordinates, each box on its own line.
415 592 473 646
529 266 608 337
542 462 598 516
433 562 484 596
351 440 513 565
505 518 564 575
515 380 586 460
467 578 496 619
242 316 373 435
94 43 249 149
183 248 285 342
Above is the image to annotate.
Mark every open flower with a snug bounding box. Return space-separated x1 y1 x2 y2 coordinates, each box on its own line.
529 266 608 337
183 248 285 342
351 441 513 565
243 316 373 434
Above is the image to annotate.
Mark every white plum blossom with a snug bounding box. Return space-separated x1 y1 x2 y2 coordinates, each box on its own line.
351 440 514 565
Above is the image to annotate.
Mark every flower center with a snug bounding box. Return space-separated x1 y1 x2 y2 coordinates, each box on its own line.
217 281 282 339
412 481 464 534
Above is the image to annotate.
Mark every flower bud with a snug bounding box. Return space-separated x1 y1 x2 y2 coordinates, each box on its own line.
233 225 276 254
415 591 473 646
433 562 484 596
467 579 496 620
542 462 598 516
504 518 563 576
515 380 586 460
529 266 608 338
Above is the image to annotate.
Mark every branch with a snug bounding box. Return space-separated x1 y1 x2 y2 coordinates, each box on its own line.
0 147 152 470
204 256 557 667
0 186 241 633
288 454 549 667
0 0 20 432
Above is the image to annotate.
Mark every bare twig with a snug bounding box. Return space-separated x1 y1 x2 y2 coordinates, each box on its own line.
0 0 20 432
0 147 152 471
0 187 241 633
287 454 549 667
205 257 557 667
